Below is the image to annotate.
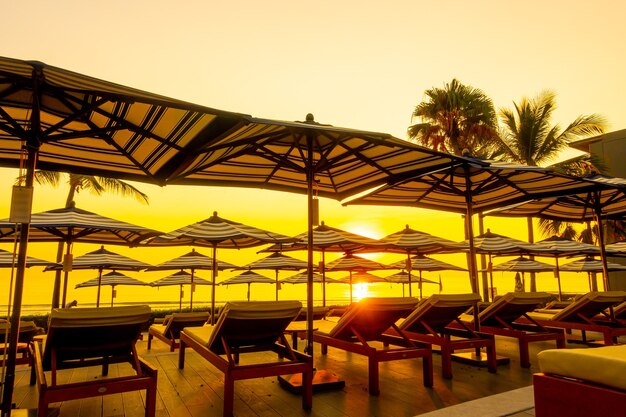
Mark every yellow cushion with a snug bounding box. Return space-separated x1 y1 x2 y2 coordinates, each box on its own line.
183 324 215 346
149 323 167 336
538 345 626 391
49 305 151 327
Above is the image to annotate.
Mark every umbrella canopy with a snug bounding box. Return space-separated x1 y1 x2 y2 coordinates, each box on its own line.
0 204 162 307
234 252 308 301
487 174 626 290
146 211 295 323
145 248 237 309
559 256 626 273
263 221 384 306
75 271 147 307
0 248 55 268
388 254 464 298
45 245 150 307
336 271 387 284
281 271 339 284
325 254 389 303
605 240 626 253
219 270 275 301
486 256 555 272
344 159 599 302
0 56 249 413
385 271 439 297
150 270 212 311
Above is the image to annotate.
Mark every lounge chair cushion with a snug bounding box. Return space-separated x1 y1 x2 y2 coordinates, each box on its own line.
550 291 626 323
399 293 481 333
478 292 553 327
185 300 301 354
326 297 419 340
538 345 626 391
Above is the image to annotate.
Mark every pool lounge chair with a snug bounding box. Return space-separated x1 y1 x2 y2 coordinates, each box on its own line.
178 300 312 417
313 297 433 396
528 291 626 345
1 320 42 366
147 311 210 351
533 345 626 417
32 305 157 417
458 292 566 368
392 293 497 379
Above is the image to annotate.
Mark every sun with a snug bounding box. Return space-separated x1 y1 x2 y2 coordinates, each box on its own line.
353 283 370 301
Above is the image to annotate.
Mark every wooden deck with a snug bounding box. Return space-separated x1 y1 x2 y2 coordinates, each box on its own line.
9 332 561 417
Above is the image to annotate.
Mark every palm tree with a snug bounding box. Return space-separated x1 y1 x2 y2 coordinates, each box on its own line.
17 171 149 308
408 78 500 156
497 91 606 290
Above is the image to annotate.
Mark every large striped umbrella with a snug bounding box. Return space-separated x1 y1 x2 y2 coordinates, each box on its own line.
263 221 384 306
233 252 307 301
344 159 600 302
145 249 237 309
0 56 248 411
325 254 390 303
75 271 147 307
388 254 465 298
219 270 275 301
0 204 162 308
487 174 626 290
45 246 150 307
146 212 295 323
150 270 213 311
0 248 55 268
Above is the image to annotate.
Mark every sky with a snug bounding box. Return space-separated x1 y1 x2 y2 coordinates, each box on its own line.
1 0 625 309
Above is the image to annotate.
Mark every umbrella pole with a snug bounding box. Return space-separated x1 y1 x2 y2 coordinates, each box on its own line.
61 242 72 308
407 252 413 297
305 135 314 356
111 285 115 307
247 283 251 301
594 204 610 290
96 267 103 308
488 254 494 302
322 250 326 307
275 270 279 301
179 284 183 312
211 244 218 324
349 271 353 303
190 268 195 310
1 140 37 416
555 257 563 301
419 270 423 299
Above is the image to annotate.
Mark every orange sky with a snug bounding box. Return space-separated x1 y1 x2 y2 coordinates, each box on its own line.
1 1 621 307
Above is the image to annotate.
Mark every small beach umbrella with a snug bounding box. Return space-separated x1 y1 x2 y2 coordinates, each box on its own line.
388 254 465 298
263 221 384 306
0 203 162 308
219 270 275 301
367 225 466 297
145 212 295 323
281 271 339 284
484 256 555 295
45 245 151 307
325 254 389 303
559 256 626 292
75 271 147 307
233 252 308 301
385 271 438 297
145 249 237 309
150 270 213 311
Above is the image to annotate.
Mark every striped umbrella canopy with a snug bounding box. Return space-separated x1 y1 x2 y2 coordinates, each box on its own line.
559 256 626 292
75 271 147 307
388 254 464 298
483 256 555 296
344 158 600 303
150 270 212 311
336 272 387 284
145 211 295 323
486 174 626 290
219 270 275 302
325 254 390 303
605 240 626 253
233 252 308 301
0 248 55 268
262 221 384 306
281 271 340 284
145 249 237 309
385 270 439 297
45 245 151 307
0 204 162 308
0 56 250 410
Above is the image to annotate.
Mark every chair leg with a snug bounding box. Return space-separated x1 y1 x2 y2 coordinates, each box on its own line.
178 339 186 369
487 343 497 374
147 333 153 350
223 374 235 417
368 356 380 396
518 338 530 368
145 377 157 417
441 346 453 379
302 368 313 410
423 354 434 387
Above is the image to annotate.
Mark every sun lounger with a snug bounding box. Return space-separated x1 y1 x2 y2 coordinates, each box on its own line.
391 293 497 379
312 297 433 396
533 345 626 417
455 292 566 368
147 311 210 351
528 291 626 345
178 300 312 417
1 320 42 366
32 305 157 417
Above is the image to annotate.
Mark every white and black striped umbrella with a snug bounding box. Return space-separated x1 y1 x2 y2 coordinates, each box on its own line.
605 240 626 253
325 254 390 303
46 245 151 307
145 249 237 309
75 271 147 307
234 252 308 301
559 256 626 292
388 254 463 298
219 270 274 302
0 248 56 268
146 211 295 322
281 271 339 284
150 270 212 311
